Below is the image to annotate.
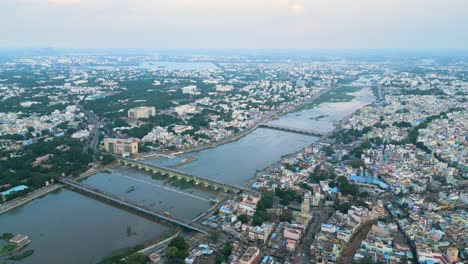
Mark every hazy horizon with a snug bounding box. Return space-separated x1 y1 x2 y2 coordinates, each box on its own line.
2 0 468 49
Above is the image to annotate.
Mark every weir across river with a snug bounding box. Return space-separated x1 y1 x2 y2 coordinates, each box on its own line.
259 123 325 137
117 158 257 195
58 178 208 234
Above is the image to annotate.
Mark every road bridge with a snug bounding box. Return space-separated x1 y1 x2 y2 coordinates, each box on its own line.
259 123 325 137
58 178 207 234
117 158 257 195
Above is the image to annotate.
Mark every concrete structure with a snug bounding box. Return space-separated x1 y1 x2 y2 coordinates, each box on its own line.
174 104 196 116
248 222 273 243
128 106 156 119
239 246 261 264
446 247 458 263
58 178 207 234
321 224 337 233
259 123 325 137
295 195 312 226
103 138 138 155
9 234 30 246
284 225 302 241
117 158 257 194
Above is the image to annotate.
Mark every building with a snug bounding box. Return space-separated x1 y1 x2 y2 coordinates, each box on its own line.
320 224 337 233
446 247 458 263
295 196 312 225
9 234 31 246
103 138 138 155
148 252 161 263
261 256 275 264
286 239 297 252
128 106 156 119
284 225 303 241
1 185 29 201
248 222 273 243
240 246 261 264
174 104 197 116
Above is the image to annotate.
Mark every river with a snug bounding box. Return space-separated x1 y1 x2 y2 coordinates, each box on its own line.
0 189 171 264
81 168 223 221
144 86 375 186
0 82 375 264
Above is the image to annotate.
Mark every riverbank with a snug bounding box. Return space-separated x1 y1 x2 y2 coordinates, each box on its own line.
169 156 198 168
0 240 32 257
246 92 374 189
0 184 62 216
171 86 337 156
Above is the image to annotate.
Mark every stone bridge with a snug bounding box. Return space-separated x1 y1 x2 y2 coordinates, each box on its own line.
118 158 257 195
259 123 325 137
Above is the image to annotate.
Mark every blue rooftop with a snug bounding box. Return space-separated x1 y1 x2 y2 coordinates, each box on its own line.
349 175 389 189
1 185 29 196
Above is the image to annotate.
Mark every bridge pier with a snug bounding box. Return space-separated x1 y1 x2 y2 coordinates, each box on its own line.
259 124 324 137
117 158 257 195
58 178 207 234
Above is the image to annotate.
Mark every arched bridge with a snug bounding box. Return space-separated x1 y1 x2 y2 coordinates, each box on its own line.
58 178 207 234
117 158 257 195
259 123 325 137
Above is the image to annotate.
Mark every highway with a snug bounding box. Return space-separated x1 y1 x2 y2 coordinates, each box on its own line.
77 103 103 157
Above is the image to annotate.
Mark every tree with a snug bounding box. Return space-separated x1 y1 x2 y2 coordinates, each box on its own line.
321 145 335 157
101 154 115 165
337 202 351 213
252 215 265 226
126 253 147 264
208 230 220 243
165 247 179 258
279 211 293 223
113 118 129 128
238 214 249 224
349 159 365 169
220 243 232 258
168 236 189 251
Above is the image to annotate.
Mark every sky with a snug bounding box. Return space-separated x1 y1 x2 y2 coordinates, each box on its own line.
1 0 467 49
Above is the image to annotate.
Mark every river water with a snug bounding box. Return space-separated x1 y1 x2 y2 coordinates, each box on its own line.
82 168 222 221
146 86 375 186
0 82 374 264
0 189 170 264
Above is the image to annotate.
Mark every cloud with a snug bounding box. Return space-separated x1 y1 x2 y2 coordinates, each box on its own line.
289 3 305 16
48 0 80 5
1 0 467 48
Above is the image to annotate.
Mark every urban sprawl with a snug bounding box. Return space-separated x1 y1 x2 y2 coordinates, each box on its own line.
0 53 466 264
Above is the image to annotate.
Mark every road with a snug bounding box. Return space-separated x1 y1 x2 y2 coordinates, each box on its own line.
0 184 63 215
77 103 104 158
295 207 333 264
337 221 373 263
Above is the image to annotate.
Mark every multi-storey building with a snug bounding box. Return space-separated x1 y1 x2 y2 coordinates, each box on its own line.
103 138 138 155
128 106 156 119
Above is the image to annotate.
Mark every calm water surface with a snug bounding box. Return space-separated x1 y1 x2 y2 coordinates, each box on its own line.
147 129 318 186
148 86 375 186
0 84 375 264
0 189 170 264
83 168 220 221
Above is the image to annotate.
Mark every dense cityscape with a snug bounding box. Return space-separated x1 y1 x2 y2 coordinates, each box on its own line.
0 50 466 264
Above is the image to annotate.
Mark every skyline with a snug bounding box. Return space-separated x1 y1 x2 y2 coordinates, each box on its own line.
1 0 468 49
